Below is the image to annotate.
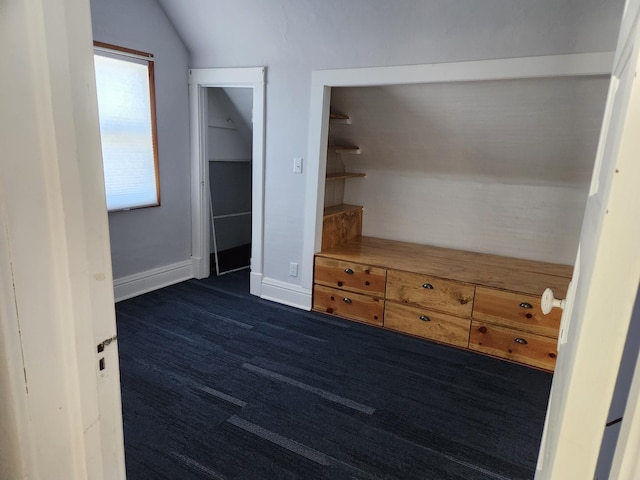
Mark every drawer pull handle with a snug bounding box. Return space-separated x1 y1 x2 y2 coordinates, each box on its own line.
344 268 354 275
422 283 434 290
519 302 533 309
514 337 528 345
419 315 431 322
342 297 352 304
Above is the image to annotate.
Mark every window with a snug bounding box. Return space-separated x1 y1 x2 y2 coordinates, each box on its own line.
93 42 160 211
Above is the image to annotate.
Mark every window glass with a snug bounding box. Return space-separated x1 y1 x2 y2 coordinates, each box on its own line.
94 47 159 211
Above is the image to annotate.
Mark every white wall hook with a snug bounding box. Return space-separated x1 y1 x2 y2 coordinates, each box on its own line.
541 288 566 315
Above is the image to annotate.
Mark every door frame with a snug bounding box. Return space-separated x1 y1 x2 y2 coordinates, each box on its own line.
189 68 266 295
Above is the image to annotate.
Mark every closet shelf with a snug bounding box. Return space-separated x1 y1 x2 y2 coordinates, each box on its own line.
329 113 352 124
208 158 252 162
212 211 251 220
328 145 361 154
326 172 365 181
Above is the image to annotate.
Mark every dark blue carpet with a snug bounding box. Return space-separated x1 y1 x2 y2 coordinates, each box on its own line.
116 271 551 479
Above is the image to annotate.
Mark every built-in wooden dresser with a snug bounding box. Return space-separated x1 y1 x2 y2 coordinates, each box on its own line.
313 236 572 371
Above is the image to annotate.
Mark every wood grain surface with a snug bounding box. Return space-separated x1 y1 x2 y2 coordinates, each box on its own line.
386 269 475 317
472 287 562 338
317 236 572 296
384 302 471 347
313 284 384 326
314 257 386 296
321 205 362 250
469 321 558 371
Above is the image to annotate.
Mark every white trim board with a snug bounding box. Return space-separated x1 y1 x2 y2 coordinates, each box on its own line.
301 52 615 291
113 260 194 302
188 67 266 298
250 271 263 297
261 277 312 311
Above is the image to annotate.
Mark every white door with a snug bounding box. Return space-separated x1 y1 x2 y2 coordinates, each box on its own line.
536 1 640 477
0 0 126 478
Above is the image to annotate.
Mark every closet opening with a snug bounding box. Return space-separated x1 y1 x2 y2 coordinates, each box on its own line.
188 67 265 294
205 87 253 275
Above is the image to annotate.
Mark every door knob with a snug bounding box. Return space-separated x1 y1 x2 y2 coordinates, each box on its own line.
541 288 566 315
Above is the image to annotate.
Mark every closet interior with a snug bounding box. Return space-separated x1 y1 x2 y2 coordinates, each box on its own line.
207 87 253 275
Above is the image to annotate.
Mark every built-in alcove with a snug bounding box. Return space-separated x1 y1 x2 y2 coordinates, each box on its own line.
321 74 609 266
309 64 611 371
302 54 614 296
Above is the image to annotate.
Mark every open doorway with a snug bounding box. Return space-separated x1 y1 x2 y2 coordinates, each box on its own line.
188 67 265 295
206 87 253 275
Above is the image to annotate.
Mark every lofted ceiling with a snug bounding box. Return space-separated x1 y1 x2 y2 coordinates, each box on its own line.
156 0 618 190
157 0 622 70
330 76 610 187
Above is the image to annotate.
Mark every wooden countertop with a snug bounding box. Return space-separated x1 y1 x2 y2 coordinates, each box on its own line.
316 236 573 297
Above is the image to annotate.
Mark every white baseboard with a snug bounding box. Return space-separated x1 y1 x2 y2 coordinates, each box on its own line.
260 277 312 310
113 260 194 302
250 271 263 296
191 255 208 279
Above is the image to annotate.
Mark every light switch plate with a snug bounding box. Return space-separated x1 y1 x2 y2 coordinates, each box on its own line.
293 157 303 174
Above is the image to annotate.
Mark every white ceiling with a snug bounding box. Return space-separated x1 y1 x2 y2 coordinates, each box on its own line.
157 0 622 69
330 76 609 187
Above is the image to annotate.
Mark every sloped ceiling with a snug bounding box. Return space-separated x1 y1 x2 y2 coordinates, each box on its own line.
222 88 253 135
157 0 621 69
157 0 614 190
330 76 609 187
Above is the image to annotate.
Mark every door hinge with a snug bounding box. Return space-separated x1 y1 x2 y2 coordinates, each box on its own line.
97 335 117 353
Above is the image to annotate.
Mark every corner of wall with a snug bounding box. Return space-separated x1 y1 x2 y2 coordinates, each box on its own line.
260 277 312 311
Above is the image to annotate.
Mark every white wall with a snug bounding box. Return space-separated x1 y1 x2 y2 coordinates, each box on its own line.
222 87 253 139
159 0 623 286
349 175 589 264
91 0 191 279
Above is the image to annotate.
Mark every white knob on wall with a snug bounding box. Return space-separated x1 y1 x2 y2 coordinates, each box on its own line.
541 288 566 315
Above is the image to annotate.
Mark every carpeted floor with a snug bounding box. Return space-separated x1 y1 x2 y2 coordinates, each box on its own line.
116 271 552 479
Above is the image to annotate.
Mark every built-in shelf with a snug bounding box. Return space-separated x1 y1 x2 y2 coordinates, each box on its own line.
329 113 352 124
208 158 252 162
328 145 361 154
325 172 365 181
213 211 251 220
323 203 362 218
321 204 363 250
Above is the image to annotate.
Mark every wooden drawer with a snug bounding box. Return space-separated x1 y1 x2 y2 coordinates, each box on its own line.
472 287 561 338
384 302 470 348
314 257 386 296
469 321 557 371
313 284 384 326
386 270 474 317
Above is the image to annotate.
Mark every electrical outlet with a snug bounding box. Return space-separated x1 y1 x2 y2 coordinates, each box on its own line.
289 262 298 277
